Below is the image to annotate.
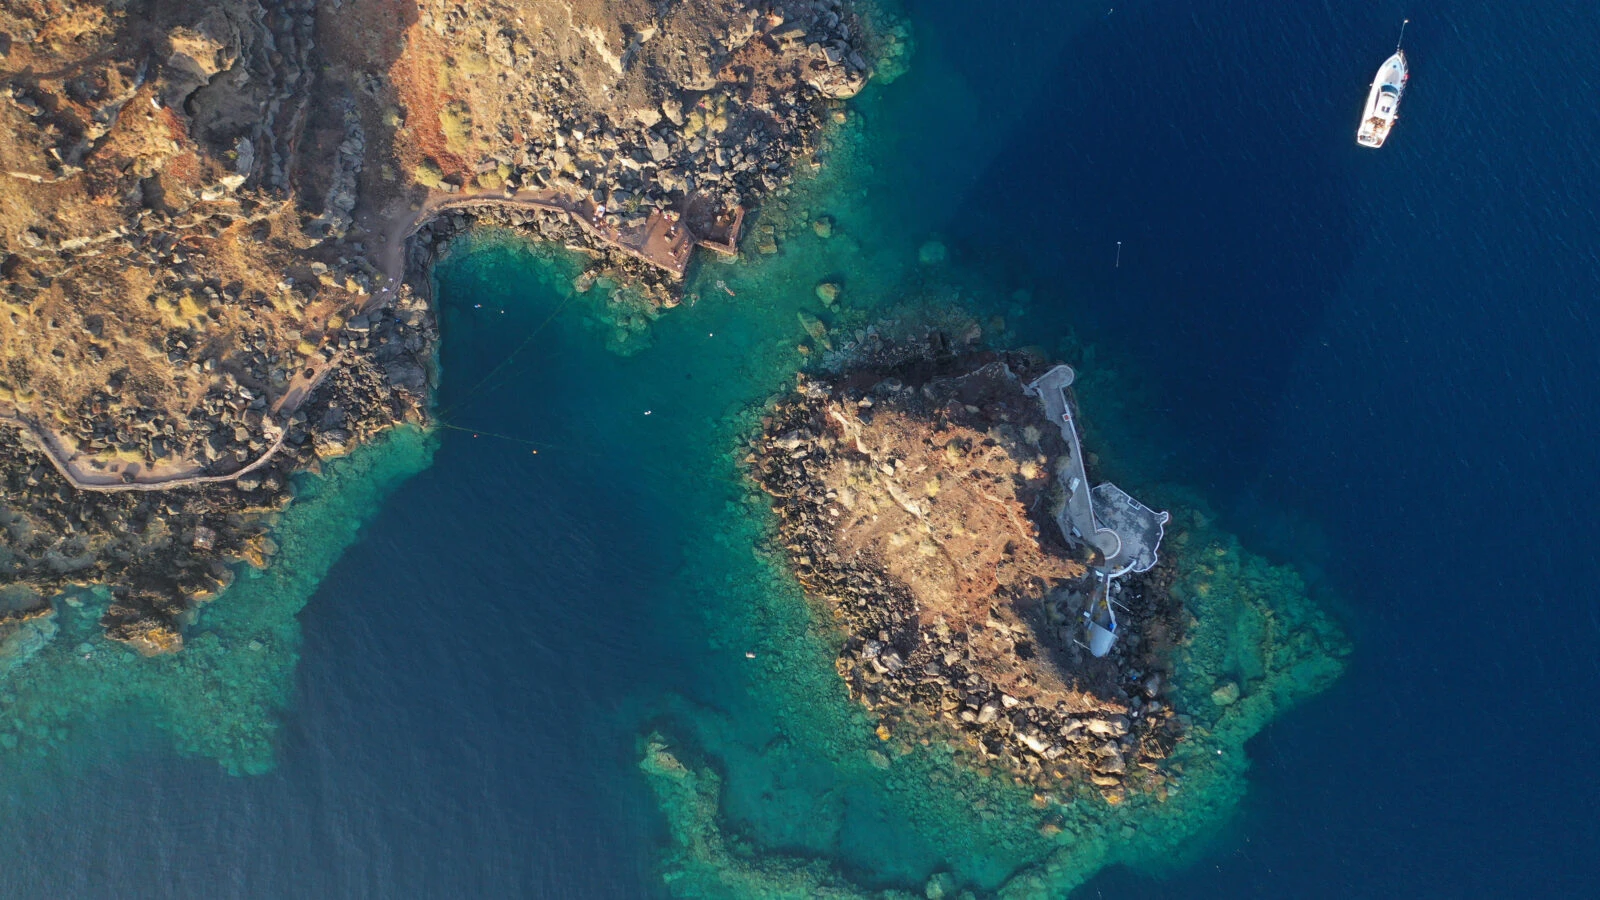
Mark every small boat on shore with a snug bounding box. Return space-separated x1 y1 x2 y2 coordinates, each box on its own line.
1357 21 1410 149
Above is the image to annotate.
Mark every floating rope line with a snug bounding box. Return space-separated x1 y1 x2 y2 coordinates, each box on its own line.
430 420 552 452
435 289 579 420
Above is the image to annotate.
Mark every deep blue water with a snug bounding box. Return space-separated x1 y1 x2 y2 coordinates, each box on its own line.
0 275 680 897
5 0 1600 896
919 0 1600 895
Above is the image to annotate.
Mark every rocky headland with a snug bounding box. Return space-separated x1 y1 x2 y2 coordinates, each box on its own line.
749 347 1187 802
0 0 903 650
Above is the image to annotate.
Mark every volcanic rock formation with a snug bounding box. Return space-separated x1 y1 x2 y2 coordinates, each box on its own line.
750 350 1187 798
0 0 901 646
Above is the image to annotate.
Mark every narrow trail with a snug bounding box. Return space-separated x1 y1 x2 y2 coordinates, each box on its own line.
0 403 290 493
7 185 729 493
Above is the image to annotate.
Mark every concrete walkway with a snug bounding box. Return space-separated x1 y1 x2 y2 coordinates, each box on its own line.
1024 365 1168 577
1025 364 1170 657
1024 365 1123 566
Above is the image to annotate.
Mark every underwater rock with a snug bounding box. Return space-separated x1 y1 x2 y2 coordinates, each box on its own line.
640 730 923 899
797 311 832 349
923 872 958 899
0 612 58 677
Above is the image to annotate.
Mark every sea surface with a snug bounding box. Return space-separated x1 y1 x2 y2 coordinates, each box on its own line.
4 0 1600 896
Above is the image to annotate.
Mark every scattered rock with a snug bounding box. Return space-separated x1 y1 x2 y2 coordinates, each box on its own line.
748 349 1187 796
192 526 217 551
0 0 899 654
312 428 352 459
660 96 684 126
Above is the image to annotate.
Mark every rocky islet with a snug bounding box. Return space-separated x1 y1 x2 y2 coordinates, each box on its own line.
749 348 1188 803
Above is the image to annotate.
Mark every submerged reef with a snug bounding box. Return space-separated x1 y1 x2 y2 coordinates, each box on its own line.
644 518 1347 897
0 0 909 781
637 335 1350 898
0 347 429 654
0 0 902 647
0 428 433 774
642 731 924 900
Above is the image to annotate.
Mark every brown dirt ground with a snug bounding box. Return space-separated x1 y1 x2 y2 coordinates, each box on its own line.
3 0 876 475
813 365 1111 708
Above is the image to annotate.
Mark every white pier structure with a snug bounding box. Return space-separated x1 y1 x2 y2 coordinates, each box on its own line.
1024 365 1170 656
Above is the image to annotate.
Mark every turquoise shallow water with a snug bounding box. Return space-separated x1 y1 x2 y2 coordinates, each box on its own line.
31 0 1600 893
0 114 1341 894
413 202 1343 895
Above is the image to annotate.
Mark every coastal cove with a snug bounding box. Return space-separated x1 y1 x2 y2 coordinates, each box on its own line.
4 0 1600 897
2 216 1334 897
0 74 1344 900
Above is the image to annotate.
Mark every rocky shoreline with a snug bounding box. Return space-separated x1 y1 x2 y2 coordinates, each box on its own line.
749 346 1189 801
1 0 902 651
1 292 433 652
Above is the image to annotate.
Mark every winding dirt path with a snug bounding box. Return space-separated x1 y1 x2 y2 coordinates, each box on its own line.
0 402 289 493
0 351 345 494
5 186 736 494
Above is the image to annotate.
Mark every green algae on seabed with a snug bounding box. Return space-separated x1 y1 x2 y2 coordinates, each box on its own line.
990 520 1350 896
606 117 1350 892
451 112 1356 899
427 141 1349 894
429 222 682 358
615 293 1352 897
641 732 922 900
640 478 1349 898
0 427 435 775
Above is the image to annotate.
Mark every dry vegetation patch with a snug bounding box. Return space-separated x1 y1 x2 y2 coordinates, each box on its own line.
0 0 890 646
752 353 1186 797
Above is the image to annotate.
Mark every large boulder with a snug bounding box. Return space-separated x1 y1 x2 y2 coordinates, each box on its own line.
163 9 242 108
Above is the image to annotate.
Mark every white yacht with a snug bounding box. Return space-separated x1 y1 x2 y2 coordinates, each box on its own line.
1357 22 1410 149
